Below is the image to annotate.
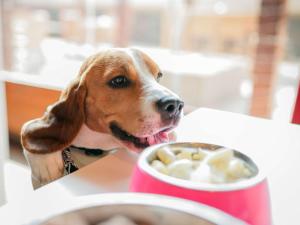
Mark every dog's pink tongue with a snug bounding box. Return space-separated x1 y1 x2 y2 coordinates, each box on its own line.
148 132 169 146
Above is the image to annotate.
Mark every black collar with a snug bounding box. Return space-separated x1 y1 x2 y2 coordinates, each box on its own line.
69 145 106 156
62 146 107 174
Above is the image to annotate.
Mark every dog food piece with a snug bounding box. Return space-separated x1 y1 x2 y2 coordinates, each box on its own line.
168 159 193 179
96 215 138 225
192 149 207 160
210 169 228 184
151 160 169 175
190 163 211 183
192 160 201 169
227 159 251 180
176 151 192 160
207 149 234 183
207 148 234 170
192 153 202 160
171 147 182 154
157 147 176 165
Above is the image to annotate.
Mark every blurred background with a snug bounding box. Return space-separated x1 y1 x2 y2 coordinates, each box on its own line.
0 0 299 202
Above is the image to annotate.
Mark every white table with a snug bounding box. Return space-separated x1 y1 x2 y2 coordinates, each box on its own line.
1 108 300 225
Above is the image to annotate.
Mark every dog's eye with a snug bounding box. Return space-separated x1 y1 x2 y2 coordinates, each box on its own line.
157 72 163 82
108 75 131 88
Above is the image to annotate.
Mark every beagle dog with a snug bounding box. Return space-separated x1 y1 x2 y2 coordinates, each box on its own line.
21 48 184 188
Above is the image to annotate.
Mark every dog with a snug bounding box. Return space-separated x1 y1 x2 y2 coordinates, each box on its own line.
21 48 184 188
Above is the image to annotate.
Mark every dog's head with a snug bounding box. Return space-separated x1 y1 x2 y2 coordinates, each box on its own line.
21 48 184 153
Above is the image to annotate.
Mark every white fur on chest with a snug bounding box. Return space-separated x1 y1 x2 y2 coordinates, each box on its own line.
71 124 122 150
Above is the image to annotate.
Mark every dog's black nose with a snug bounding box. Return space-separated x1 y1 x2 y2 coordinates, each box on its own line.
156 97 184 119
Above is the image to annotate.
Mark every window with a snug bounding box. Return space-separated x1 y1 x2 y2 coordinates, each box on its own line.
1 0 299 121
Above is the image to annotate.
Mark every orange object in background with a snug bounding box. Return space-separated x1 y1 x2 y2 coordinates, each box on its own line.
5 82 60 137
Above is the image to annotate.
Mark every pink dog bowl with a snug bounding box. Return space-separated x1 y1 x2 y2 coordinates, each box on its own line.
130 142 272 225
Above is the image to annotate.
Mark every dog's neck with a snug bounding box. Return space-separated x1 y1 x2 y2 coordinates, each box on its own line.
71 124 122 151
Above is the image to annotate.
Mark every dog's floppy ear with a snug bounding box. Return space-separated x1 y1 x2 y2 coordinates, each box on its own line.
20 55 99 154
21 79 86 154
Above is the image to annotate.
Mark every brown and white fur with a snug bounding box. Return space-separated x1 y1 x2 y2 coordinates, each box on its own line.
21 48 184 189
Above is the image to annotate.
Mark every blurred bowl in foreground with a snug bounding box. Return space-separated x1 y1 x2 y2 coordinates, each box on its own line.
37 193 245 225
